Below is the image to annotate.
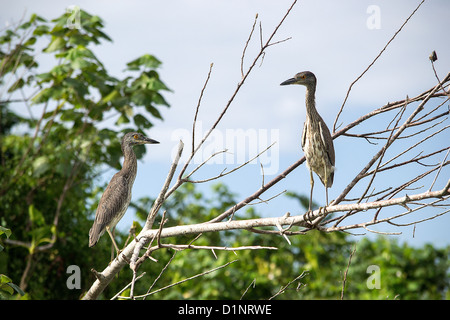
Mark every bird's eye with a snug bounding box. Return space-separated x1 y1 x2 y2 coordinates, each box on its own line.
301 75 306 79
133 134 139 139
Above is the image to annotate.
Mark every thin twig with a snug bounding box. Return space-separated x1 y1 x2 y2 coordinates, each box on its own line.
333 0 426 133
241 14 258 79
340 244 357 300
269 271 308 300
192 63 214 154
128 259 239 299
429 147 450 191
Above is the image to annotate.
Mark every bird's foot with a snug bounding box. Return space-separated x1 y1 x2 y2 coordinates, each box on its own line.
318 205 327 215
302 210 316 228
303 206 328 229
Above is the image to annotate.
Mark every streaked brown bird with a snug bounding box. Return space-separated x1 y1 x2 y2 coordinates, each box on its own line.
89 132 159 256
280 71 335 212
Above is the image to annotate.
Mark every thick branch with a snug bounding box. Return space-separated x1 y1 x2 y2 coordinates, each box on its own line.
136 185 449 241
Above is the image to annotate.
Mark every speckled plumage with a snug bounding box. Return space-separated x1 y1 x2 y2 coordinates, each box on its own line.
281 71 335 209
89 132 159 248
301 83 335 188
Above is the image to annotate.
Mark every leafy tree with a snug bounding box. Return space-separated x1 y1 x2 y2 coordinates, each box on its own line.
0 9 169 299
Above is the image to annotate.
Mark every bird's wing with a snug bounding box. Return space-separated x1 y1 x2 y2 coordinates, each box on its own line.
95 173 130 228
318 118 335 167
89 173 130 246
318 119 335 187
301 121 307 151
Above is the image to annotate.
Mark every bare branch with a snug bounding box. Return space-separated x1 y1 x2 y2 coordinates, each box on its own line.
241 14 258 79
269 271 308 300
192 63 214 155
340 244 357 300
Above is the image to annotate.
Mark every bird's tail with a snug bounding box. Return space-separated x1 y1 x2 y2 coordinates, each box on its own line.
89 223 104 247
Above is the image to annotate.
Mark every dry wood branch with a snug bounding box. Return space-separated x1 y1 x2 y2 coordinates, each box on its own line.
132 184 449 241
192 63 214 155
152 243 278 253
340 244 357 300
241 14 258 79
269 270 308 300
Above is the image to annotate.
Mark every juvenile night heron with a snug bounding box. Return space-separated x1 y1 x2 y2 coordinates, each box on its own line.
89 132 159 256
280 71 335 213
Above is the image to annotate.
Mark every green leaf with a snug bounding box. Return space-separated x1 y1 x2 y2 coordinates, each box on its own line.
101 89 119 103
145 105 163 120
6 282 26 296
28 204 46 226
32 156 50 177
116 114 130 125
60 109 84 122
30 13 47 23
123 105 133 117
133 114 153 129
0 226 12 239
64 77 89 97
131 89 153 106
24 36 37 46
7 78 25 93
126 54 161 71
0 275 25 296
0 283 14 295
33 24 50 36
0 274 12 285
152 92 170 107
44 36 65 53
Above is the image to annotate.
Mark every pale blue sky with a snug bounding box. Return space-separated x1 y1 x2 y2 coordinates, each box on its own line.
2 0 449 247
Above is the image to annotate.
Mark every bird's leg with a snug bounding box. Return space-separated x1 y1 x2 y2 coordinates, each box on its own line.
324 162 329 207
309 169 314 212
320 164 330 217
106 226 129 263
303 169 316 227
106 227 120 257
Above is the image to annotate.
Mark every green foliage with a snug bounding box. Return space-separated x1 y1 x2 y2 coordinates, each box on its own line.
0 9 169 299
346 238 450 299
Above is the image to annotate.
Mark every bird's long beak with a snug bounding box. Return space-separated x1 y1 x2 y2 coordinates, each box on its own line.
280 78 297 86
144 137 160 144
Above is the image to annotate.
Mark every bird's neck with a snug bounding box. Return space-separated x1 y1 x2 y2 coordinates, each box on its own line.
305 85 319 119
121 144 137 178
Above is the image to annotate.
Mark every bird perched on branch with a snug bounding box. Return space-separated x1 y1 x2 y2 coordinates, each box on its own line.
281 71 335 213
89 132 159 257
